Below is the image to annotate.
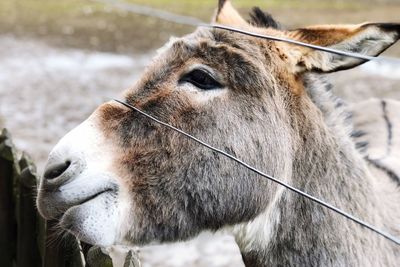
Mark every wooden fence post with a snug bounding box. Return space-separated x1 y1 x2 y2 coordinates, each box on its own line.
123 249 141 267
42 224 84 267
87 246 113 267
0 129 17 267
16 153 42 267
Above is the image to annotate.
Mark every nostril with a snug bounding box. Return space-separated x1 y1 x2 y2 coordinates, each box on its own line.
44 160 71 180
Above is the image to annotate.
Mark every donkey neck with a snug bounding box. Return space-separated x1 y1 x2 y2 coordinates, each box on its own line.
233 79 389 266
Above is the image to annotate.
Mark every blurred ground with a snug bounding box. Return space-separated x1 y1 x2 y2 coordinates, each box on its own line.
0 1 399 267
1 0 400 54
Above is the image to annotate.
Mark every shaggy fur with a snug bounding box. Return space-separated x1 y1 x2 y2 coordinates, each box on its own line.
36 1 400 266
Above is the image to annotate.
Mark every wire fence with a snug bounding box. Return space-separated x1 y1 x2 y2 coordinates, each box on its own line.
1 1 399 267
92 0 400 65
94 0 400 246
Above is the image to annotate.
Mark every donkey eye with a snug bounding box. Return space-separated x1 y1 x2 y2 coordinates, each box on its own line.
179 69 221 90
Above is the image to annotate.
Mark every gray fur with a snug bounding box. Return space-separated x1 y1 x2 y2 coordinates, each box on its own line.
36 7 400 266
97 28 400 266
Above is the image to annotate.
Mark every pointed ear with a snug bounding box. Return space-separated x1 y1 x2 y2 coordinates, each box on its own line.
286 23 400 73
214 0 249 27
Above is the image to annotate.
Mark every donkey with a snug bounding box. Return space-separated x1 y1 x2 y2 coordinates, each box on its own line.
37 1 400 266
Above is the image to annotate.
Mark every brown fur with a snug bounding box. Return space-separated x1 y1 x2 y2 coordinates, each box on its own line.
36 1 400 266
289 25 363 47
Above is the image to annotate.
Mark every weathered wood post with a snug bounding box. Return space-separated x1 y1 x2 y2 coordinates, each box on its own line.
0 129 17 267
42 226 84 267
86 246 142 267
16 152 42 267
87 246 113 267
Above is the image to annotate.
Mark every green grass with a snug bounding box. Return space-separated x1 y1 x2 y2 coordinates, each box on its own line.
0 0 365 31
122 0 363 20
1 0 399 54
126 0 361 11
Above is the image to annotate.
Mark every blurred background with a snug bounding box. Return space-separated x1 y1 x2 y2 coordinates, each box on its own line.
0 0 399 266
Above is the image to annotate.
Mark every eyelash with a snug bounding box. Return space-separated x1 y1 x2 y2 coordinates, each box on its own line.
179 69 222 90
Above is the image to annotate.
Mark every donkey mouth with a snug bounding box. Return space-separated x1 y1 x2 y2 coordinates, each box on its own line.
37 169 121 246
58 188 120 246
60 188 116 217
72 188 115 207
60 189 116 225
37 173 119 221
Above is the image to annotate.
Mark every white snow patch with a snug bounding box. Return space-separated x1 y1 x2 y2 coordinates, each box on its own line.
140 232 243 267
360 60 400 80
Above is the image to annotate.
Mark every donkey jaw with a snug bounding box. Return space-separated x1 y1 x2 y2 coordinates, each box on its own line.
229 187 284 254
36 114 130 247
60 190 119 246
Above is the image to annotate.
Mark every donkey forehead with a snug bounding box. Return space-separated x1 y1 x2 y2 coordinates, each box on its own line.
119 27 291 110
125 28 285 100
157 28 278 69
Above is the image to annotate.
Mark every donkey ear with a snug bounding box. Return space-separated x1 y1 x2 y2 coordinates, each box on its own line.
214 0 249 27
286 23 400 73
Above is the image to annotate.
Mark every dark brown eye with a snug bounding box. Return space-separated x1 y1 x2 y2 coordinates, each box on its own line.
179 69 221 90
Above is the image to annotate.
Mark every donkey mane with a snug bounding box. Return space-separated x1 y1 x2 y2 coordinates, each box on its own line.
304 76 357 146
248 7 280 29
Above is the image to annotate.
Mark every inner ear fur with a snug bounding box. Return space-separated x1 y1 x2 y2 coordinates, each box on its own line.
285 23 400 73
214 0 249 27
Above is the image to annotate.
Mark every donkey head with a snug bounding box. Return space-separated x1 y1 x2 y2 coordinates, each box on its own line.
37 0 400 248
